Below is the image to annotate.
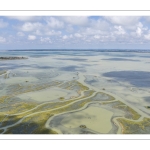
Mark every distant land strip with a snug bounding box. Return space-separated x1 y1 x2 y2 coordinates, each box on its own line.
7 49 150 53
0 57 28 60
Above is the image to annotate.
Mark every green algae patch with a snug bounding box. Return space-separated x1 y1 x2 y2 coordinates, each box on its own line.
117 118 150 134
90 92 115 102
59 97 65 100
0 96 8 104
2 93 99 134
145 106 150 110
0 129 4 133
113 102 141 120
125 107 141 120
0 70 7 75
4 113 57 134
59 80 89 92
0 113 6 122
5 102 37 115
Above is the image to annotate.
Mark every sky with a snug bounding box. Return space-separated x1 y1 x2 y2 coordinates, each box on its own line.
1 16 150 50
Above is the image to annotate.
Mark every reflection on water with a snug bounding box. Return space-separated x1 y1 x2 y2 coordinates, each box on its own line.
103 71 150 87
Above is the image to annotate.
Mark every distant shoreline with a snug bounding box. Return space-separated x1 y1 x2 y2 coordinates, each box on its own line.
5 49 150 53
0 56 28 60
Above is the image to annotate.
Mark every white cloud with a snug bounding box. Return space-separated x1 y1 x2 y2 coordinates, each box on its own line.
0 37 6 43
46 17 64 28
74 33 82 38
128 22 148 41
34 30 42 35
137 22 143 28
28 35 36 40
65 24 74 33
144 33 150 40
2 16 150 47
20 22 42 31
0 19 8 28
62 35 68 40
62 16 89 26
126 22 147 40
90 19 110 30
81 27 106 36
136 22 147 37
7 16 39 21
45 30 61 36
17 32 24 36
69 34 73 38
114 26 126 35
105 16 140 27
40 37 52 43
94 35 100 39
136 27 142 36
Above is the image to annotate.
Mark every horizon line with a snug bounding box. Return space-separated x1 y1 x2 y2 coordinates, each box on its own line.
4 48 150 51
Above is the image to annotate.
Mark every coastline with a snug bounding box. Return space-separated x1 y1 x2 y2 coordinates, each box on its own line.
0 56 28 60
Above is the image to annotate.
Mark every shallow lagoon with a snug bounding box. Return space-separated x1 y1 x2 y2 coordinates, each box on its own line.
0 50 150 134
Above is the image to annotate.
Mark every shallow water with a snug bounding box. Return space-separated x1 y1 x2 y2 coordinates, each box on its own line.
17 87 67 102
1 50 150 134
103 71 150 87
60 106 113 133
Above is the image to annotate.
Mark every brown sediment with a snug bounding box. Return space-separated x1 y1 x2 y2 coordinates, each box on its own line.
80 125 86 128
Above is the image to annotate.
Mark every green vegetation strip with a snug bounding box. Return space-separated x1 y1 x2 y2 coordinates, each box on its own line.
117 118 150 134
0 129 4 133
0 70 7 75
113 102 141 120
59 80 89 91
5 96 93 134
145 106 150 109
1 90 95 128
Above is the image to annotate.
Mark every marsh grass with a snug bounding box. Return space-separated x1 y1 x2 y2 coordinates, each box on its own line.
117 118 150 134
0 70 7 75
1 79 142 134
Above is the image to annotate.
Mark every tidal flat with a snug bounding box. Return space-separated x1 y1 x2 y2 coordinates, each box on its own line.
0 50 150 134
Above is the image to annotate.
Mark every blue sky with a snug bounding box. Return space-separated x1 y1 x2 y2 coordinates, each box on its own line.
1 16 150 50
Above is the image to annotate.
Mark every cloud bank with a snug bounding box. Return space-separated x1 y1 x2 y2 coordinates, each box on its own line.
1 16 150 49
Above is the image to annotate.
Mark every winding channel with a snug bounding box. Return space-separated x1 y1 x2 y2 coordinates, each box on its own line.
45 100 118 134
0 90 97 133
0 73 149 134
46 73 150 134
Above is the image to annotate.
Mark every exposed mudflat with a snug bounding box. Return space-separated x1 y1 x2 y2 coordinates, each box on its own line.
17 87 68 102
0 51 150 134
60 106 113 133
